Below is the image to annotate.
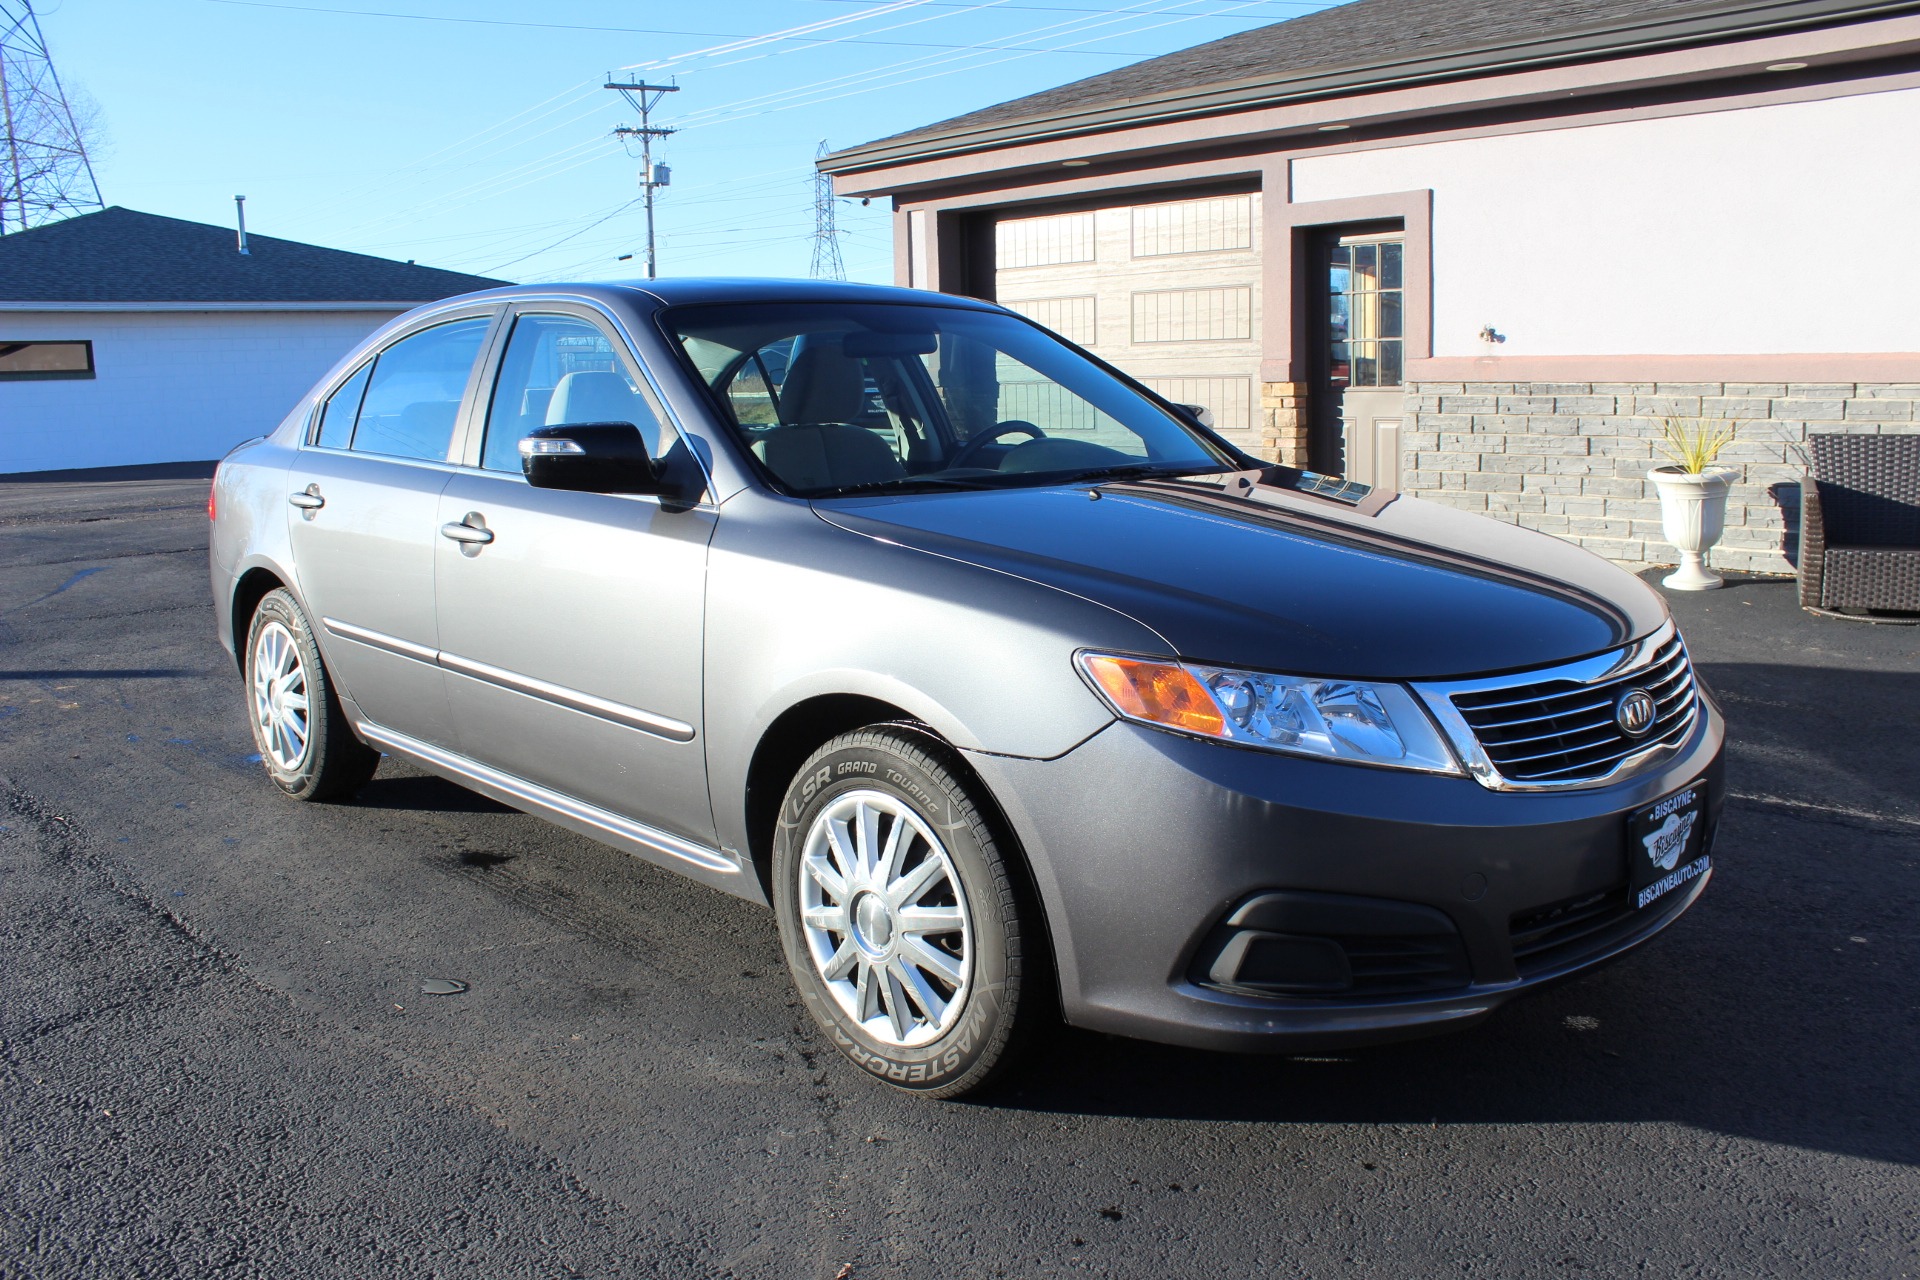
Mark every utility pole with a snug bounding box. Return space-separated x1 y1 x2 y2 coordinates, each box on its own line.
606 78 677 279
809 140 845 281
0 0 102 234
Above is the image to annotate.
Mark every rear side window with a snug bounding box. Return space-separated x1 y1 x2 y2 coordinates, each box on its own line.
479 313 664 473
314 362 370 449
348 317 491 462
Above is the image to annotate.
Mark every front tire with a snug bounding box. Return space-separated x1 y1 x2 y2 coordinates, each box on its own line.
243 588 378 801
772 726 1043 1099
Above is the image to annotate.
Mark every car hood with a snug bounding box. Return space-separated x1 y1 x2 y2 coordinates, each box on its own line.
813 477 1669 680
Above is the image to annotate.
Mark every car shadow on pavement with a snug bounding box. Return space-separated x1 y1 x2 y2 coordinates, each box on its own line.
995 661 1920 1169
353 769 516 815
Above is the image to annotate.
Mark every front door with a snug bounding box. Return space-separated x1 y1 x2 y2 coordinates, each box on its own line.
433 308 718 846
1311 231 1406 491
286 312 495 747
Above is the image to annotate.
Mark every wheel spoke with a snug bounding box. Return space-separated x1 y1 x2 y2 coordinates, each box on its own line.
886 855 945 909
821 938 860 982
803 854 848 903
896 905 964 936
876 811 912 885
855 960 882 1023
826 820 860 885
879 966 912 1042
901 936 964 990
888 956 947 1025
803 904 848 933
855 800 882 880
280 692 309 716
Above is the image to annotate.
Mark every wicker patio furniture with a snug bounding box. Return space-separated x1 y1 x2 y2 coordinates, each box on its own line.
1799 433 1920 620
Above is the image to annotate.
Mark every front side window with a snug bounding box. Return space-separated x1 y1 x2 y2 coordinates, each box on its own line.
348 317 491 462
666 302 1233 497
480 313 664 473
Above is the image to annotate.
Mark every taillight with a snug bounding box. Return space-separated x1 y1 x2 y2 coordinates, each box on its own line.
207 464 218 521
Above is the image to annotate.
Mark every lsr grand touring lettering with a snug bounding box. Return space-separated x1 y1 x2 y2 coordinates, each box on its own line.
210 279 1724 1097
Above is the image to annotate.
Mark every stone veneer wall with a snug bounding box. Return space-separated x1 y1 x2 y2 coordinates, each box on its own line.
1257 380 1309 466
1399 381 1920 575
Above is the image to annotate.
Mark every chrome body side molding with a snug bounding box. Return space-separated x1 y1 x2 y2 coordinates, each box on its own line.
356 720 740 880
437 650 695 742
323 616 694 743
324 616 438 665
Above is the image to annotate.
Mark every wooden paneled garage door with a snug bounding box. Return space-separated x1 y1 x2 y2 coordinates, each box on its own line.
993 193 1264 456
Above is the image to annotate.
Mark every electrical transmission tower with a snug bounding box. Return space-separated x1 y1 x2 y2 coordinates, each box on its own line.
607 78 676 279
809 140 845 281
0 0 101 234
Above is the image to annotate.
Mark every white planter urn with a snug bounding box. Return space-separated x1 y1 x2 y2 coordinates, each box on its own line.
1648 465 1737 590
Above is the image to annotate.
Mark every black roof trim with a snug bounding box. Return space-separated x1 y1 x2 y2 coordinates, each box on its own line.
821 0 1919 175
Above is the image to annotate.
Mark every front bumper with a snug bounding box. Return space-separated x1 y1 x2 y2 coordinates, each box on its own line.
965 696 1725 1053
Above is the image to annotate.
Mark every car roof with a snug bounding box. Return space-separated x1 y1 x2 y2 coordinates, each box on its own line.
453 277 1008 312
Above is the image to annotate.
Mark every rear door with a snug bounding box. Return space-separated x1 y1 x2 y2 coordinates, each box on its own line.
287 308 498 747
432 303 718 846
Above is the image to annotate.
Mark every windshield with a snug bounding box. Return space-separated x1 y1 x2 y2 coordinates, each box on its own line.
664 301 1236 497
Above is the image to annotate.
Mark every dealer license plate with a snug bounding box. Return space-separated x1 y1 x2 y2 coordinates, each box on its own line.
1628 781 1710 910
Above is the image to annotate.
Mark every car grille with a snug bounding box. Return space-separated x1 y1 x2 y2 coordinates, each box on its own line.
1448 633 1697 785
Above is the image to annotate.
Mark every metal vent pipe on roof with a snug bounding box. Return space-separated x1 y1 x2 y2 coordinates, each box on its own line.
234 195 249 255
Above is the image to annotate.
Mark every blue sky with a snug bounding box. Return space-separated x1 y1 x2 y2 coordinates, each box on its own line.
36 0 1332 284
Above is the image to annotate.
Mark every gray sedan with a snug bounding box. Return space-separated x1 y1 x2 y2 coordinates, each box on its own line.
209 278 1724 1097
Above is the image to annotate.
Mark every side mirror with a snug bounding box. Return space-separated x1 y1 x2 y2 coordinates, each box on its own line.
520 422 673 495
1173 402 1215 429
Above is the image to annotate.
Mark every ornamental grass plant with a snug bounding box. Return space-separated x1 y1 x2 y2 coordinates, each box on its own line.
1657 417 1738 474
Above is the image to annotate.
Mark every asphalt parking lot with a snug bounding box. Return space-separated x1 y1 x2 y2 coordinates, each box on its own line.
2 467 1916 1279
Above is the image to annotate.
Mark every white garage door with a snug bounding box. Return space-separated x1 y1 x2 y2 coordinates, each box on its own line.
993 193 1264 456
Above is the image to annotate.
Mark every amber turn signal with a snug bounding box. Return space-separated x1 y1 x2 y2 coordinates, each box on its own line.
1080 654 1227 737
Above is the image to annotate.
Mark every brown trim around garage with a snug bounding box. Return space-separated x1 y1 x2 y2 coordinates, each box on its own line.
1264 189 1433 386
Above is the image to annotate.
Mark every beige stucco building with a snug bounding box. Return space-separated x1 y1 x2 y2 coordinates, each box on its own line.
822 0 1920 573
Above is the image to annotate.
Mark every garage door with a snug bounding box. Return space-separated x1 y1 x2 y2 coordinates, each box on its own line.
993 193 1264 457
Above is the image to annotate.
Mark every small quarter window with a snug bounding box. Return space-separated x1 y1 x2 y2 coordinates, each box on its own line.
0 340 94 381
314 362 371 449
350 317 491 462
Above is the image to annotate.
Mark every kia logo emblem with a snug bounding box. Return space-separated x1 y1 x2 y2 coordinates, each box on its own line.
1615 688 1658 737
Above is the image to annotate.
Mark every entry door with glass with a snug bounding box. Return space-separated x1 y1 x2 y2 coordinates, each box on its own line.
1314 232 1406 492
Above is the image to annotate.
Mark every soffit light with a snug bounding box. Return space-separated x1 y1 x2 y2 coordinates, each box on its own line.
1766 61 1809 71
1317 123 1350 131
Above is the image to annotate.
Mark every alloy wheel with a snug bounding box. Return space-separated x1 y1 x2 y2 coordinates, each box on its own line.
798 789 973 1047
250 619 311 772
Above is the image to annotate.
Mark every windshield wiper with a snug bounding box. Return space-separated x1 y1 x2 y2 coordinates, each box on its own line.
1065 462 1235 486
813 475 1000 498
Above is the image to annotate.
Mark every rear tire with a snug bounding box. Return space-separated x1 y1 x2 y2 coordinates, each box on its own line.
772 726 1045 1099
244 588 378 802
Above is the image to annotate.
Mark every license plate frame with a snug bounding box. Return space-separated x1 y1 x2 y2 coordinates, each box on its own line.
1628 781 1710 910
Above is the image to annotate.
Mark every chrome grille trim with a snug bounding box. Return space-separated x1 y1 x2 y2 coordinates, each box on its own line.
1412 620 1700 792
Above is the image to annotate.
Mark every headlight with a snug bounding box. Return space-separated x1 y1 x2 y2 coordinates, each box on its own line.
1078 652 1462 775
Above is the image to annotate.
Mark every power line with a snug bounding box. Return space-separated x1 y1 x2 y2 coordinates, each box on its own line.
480 196 641 276
195 0 1154 55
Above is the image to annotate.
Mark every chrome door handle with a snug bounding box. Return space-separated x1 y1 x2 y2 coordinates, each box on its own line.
288 485 325 511
440 516 494 546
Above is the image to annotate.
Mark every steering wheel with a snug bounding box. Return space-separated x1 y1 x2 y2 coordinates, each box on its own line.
947 420 1046 470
